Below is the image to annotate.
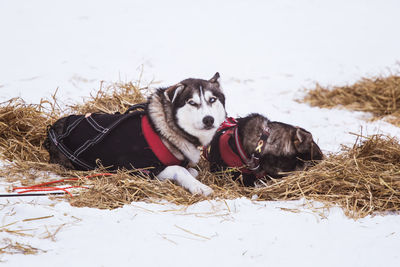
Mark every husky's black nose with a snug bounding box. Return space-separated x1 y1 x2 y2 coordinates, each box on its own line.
203 116 214 128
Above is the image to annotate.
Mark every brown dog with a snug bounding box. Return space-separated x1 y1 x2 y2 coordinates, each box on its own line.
203 113 323 186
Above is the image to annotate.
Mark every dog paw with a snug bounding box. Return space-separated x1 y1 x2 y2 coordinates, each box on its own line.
188 182 213 196
188 168 199 177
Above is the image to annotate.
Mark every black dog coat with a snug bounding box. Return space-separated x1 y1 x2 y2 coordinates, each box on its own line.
46 104 183 175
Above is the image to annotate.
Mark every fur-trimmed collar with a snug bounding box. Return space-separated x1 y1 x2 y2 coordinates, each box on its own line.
147 91 201 166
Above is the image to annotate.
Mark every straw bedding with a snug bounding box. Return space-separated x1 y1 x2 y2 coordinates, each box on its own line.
300 74 400 126
0 78 399 219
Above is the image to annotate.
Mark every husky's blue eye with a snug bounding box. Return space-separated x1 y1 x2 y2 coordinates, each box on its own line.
188 100 197 106
209 97 217 103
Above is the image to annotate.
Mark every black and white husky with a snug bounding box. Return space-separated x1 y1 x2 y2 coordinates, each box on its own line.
44 73 226 196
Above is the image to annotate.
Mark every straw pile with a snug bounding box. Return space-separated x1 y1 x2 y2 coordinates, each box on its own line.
1 80 399 219
300 74 400 126
70 80 147 114
0 97 59 163
69 133 400 218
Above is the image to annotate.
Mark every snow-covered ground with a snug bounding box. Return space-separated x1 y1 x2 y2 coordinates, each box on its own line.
1 0 400 266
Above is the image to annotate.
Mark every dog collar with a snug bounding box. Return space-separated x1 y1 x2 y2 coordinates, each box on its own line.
232 125 270 172
208 117 270 175
141 115 182 166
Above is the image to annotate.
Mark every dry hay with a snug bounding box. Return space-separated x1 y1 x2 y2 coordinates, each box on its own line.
0 97 60 163
0 80 399 219
0 222 45 257
70 80 147 114
69 134 400 219
299 74 400 126
0 239 44 256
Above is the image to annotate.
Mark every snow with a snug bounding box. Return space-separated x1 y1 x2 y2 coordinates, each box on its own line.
1 0 400 266
2 198 400 266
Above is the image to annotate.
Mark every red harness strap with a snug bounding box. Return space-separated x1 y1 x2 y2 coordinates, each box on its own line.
141 115 182 166
218 128 254 174
219 128 245 168
207 117 268 177
217 117 238 131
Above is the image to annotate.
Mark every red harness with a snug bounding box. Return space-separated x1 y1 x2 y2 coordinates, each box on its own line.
141 115 182 166
219 127 252 173
205 117 270 176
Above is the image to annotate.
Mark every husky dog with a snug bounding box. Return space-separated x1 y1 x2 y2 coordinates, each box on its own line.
203 114 323 186
44 73 226 196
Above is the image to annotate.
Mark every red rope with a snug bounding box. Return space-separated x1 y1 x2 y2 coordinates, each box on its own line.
13 178 79 190
17 186 89 197
12 173 113 197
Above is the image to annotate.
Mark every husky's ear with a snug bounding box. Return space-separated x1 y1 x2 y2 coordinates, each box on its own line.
209 72 220 83
293 128 313 153
164 84 184 102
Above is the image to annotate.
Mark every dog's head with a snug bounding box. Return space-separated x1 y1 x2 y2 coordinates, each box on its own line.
164 72 227 146
237 114 323 177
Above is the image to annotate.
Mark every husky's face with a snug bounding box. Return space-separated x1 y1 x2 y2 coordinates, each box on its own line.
165 73 227 146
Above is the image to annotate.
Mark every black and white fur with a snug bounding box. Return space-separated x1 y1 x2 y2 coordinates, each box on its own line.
149 73 226 195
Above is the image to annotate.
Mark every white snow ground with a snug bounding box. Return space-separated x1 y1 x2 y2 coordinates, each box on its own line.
1 0 400 266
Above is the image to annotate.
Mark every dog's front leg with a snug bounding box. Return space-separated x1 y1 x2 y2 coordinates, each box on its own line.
157 166 213 196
